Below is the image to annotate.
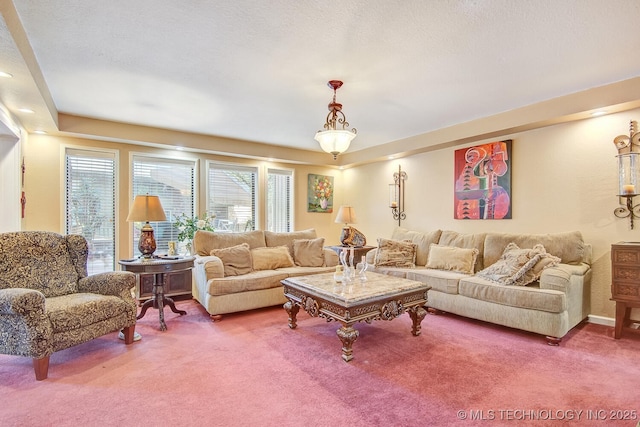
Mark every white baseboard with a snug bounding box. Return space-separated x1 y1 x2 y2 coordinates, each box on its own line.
587 314 615 327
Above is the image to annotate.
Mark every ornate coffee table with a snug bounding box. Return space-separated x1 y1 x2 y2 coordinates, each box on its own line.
282 272 431 362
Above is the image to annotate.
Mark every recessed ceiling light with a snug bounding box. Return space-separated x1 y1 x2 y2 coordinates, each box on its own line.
0 71 13 78
18 108 34 114
32 130 47 135
591 110 607 117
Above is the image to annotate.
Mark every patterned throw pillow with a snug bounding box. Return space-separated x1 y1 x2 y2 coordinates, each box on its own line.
426 244 479 274
374 238 417 268
210 243 253 277
476 243 560 286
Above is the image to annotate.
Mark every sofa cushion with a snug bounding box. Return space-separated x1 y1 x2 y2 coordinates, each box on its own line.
391 227 442 266
251 246 294 270
483 231 585 266
406 269 469 295
476 243 556 286
426 244 479 274
210 243 253 277
207 270 289 296
374 238 417 268
439 230 487 271
194 230 266 255
458 276 566 313
264 229 317 257
292 238 325 267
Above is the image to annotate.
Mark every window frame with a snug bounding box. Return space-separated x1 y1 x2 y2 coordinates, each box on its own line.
206 160 259 233
63 146 119 273
130 153 197 256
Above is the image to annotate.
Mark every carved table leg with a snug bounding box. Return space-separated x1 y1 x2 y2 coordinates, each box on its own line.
157 274 167 331
336 325 359 362
408 306 427 336
165 296 187 316
136 298 154 320
284 300 299 329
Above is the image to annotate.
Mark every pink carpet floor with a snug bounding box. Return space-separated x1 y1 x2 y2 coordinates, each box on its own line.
1 299 639 427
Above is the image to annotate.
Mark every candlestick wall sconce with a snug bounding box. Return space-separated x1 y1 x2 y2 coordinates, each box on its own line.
613 120 640 229
389 165 407 225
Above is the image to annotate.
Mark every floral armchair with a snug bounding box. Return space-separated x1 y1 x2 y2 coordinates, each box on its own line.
0 231 137 380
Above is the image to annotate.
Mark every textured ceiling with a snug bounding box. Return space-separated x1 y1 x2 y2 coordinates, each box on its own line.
1 0 640 157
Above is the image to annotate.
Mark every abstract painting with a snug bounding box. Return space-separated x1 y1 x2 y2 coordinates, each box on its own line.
454 140 512 219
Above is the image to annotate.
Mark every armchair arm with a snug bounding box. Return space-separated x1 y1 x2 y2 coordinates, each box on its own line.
0 288 45 316
78 271 136 300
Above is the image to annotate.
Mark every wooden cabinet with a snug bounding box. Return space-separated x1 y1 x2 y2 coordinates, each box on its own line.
610 242 640 339
137 268 192 301
119 258 194 302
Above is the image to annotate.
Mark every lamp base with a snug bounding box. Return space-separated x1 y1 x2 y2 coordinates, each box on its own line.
138 222 157 258
339 226 366 247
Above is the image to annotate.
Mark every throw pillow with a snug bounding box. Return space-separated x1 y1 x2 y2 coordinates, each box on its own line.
374 238 417 268
476 243 558 286
292 237 325 267
426 244 479 274
523 249 561 285
210 243 253 277
251 246 295 270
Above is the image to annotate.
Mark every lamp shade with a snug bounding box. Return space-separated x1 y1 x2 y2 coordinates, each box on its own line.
335 206 357 225
315 130 357 158
126 195 167 222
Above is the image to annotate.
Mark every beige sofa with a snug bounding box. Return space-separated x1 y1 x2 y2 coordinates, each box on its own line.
192 229 339 319
365 228 592 345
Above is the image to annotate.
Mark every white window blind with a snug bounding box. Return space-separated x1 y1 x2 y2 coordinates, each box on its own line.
65 148 116 274
207 162 257 233
132 156 195 255
267 168 293 232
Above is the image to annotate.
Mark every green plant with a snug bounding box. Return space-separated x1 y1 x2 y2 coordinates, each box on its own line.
173 213 216 242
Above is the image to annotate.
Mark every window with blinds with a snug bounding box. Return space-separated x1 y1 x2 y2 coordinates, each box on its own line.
65 148 116 274
267 168 293 232
207 162 257 233
131 155 195 255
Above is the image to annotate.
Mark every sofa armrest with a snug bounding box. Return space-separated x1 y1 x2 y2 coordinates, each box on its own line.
324 249 339 267
78 271 136 300
366 248 377 264
539 263 590 293
0 288 46 316
194 255 224 280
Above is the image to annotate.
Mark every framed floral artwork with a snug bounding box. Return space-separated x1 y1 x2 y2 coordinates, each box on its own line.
307 174 334 213
454 139 512 219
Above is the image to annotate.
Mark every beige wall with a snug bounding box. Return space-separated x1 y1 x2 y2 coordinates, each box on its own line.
19 107 640 319
21 134 346 259
344 108 640 319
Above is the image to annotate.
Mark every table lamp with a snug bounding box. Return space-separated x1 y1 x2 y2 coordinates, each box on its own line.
335 205 366 246
126 194 167 258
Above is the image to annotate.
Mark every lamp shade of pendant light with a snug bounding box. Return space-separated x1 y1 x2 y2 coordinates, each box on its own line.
315 80 357 160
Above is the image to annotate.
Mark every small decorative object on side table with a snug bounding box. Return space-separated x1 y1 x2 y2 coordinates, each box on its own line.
118 257 194 331
610 242 640 339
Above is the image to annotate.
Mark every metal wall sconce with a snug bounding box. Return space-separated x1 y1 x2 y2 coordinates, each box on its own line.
613 120 640 229
389 165 407 225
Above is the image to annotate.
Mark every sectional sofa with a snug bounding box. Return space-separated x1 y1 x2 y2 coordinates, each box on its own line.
364 227 592 345
192 229 339 319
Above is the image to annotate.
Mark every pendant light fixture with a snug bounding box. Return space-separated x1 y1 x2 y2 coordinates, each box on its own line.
314 80 357 159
